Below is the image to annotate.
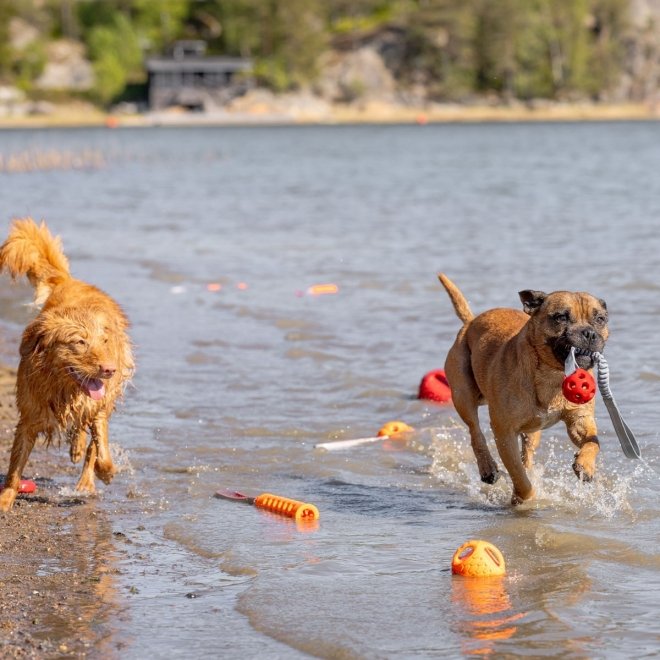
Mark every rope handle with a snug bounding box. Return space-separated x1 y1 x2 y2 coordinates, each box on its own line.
570 347 641 459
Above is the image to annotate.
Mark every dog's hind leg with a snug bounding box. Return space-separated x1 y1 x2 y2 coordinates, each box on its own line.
0 421 38 511
90 413 116 485
446 342 500 484
67 426 87 464
491 420 535 505
457 401 501 484
521 431 541 470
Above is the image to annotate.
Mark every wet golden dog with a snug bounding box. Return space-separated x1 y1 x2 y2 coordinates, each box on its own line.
0 219 134 511
439 273 608 505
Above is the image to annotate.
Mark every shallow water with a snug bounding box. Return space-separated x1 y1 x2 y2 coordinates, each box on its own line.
1 122 659 658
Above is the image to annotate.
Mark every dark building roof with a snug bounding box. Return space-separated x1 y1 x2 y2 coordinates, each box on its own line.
146 57 252 74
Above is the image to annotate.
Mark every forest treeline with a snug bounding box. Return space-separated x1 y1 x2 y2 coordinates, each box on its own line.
0 0 653 106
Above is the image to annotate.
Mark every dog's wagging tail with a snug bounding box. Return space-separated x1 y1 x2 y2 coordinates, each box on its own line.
0 218 134 512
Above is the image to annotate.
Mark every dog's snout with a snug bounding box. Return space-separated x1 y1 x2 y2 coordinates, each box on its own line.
581 328 598 343
99 363 117 378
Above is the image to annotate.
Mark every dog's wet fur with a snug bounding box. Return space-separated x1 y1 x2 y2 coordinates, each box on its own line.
439 274 608 505
0 219 133 511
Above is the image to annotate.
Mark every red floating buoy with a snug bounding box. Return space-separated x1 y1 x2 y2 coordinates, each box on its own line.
418 369 452 403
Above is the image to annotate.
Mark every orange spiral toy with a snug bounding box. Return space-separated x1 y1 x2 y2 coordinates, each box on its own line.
254 493 320 521
215 489 320 522
451 540 506 577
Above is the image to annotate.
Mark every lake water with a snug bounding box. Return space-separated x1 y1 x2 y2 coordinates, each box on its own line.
1 121 659 658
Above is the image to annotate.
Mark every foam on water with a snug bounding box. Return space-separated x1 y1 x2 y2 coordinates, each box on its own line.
427 426 639 518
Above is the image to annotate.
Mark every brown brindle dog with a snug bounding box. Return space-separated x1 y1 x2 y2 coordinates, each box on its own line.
438 273 609 505
0 219 134 512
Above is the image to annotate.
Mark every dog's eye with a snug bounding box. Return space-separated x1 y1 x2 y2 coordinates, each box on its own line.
594 314 608 326
77 339 87 346
551 311 570 323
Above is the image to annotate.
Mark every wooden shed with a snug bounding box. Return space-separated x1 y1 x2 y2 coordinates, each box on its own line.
146 41 252 111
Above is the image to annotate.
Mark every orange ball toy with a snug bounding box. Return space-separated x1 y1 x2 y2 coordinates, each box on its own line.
377 421 414 437
451 540 506 577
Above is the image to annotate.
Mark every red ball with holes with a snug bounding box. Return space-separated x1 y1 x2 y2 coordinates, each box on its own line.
418 369 452 403
562 369 596 404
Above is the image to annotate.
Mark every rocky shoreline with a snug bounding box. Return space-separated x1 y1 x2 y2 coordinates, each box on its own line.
0 96 658 131
0 364 119 658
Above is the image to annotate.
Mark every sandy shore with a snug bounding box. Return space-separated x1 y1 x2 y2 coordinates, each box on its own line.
0 100 658 130
0 365 120 658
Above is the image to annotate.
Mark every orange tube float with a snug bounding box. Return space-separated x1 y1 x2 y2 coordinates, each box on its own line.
254 493 320 522
215 489 320 522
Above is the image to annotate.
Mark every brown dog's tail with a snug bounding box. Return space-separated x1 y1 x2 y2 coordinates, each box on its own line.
0 218 71 306
438 273 474 325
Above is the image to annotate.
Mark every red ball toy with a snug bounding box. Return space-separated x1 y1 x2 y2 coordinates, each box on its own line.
562 369 596 404
418 369 452 403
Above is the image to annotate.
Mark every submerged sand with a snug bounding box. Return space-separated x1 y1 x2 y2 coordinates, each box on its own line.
0 365 120 658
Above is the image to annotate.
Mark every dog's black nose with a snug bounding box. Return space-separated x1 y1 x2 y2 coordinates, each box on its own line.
582 328 598 343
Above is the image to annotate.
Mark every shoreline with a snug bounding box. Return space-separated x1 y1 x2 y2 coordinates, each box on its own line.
0 364 120 658
0 101 658 130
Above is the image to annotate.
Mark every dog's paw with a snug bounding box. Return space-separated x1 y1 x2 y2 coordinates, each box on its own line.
0 488 17 512
94 460 116 485
70 444 85 464
75 474 96 493
511 486 535 506
572 458 594 482
480 469 500 485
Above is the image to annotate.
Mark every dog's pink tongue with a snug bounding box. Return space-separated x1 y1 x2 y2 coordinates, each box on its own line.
86 379 105 400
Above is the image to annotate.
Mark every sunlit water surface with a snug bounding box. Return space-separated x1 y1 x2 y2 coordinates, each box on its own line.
1 122 659 658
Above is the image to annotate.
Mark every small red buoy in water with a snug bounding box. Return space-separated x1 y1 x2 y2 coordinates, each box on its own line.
562 369 596 404
418 369 452 403
0 479 37 494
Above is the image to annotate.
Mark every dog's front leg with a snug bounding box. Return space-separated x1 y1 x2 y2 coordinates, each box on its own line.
521 431 541 469
91 413 116 485
491 419 535 505
76 440 98 493
0 421 38 512
67 426 88 464
565 412 600 481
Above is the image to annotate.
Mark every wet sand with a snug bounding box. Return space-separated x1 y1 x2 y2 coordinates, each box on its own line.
0 365 119 658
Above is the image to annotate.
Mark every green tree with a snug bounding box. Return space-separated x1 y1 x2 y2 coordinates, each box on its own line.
87 12 141 103
132 0 189 53
194 0 327 91
0 0 16 80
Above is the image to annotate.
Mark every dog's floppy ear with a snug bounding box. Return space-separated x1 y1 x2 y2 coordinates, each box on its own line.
20 320 46 357
519 290 547 315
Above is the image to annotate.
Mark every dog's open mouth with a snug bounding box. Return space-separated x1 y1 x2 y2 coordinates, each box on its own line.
70 371 106 400
551 339 596 369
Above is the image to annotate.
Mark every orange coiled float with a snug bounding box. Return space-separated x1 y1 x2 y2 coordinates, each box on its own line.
254 493 320 522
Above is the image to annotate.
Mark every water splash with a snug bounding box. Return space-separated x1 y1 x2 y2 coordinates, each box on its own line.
427 428 636 517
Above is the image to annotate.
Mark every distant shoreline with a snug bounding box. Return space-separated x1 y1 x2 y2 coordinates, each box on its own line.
0 101 658 130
